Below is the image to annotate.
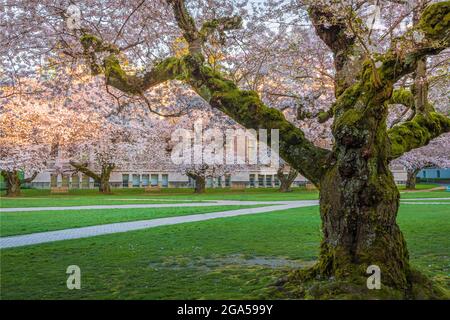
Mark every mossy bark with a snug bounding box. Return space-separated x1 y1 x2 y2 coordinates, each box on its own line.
187 173 206 194
1 170 22 197
406 169 420 190
309 62 414 290
277 167 298 192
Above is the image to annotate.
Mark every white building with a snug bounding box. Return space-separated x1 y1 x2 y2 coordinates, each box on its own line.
28 161 408 189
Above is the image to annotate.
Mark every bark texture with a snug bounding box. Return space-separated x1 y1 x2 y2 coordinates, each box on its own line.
405 169 420 190
277 167 298 192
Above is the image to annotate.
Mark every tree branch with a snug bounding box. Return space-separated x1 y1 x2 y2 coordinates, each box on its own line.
22 171 38 184
69 161 101 182
388 112 450 160
378 1 450 85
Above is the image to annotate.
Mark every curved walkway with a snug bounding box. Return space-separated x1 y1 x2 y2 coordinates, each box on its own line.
0 200 318 249
1 197 447 249
1 200 302 213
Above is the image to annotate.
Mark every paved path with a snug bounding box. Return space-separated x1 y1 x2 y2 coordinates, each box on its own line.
0 200 318 249
0 200 299 213
1 197 447 249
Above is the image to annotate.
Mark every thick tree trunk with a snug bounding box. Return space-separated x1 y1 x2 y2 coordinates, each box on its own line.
318 168 409 289
312 100 412 292
1 171 22 197
277 167 298 192
70 161 114 194
194 176 206 194
98 164 114 193
405 169 420 190
98 177 111 193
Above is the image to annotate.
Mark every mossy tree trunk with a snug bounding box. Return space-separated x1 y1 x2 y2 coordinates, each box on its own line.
187 172 206 193
70 161 114 194
2 170 22 197
277 167 298 192
405 169 420 190
317 111 410 289
1 170 38 197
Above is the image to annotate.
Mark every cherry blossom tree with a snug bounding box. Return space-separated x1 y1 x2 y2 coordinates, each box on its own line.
2 0 449 298
0 96 50 196
394 133 450 189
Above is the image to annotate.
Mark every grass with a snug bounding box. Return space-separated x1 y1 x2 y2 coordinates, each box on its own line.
0 196 200 208
0 188 320 207
397 183 440 190
0 203 448 299
400 191 450 199
2 184 448 208
0 205 266 237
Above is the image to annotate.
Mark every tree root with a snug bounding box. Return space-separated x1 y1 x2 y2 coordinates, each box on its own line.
269 266 449 300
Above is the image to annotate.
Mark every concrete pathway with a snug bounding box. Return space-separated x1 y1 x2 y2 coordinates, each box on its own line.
0 200 319 249
1 197 447 249
0 200 300 213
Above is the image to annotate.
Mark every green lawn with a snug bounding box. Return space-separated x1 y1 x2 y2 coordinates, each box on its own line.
397 183 440 190
3 184 447 208
0 196 200 208
0 188 320 207
400 191 450 199
1 203 448 299
0 205 266 237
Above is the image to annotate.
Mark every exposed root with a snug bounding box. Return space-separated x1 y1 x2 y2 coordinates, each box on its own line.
269 266 449 300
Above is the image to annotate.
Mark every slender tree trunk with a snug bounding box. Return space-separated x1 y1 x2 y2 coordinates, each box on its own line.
1 170 21 197
405 169 420 190
277 167 298 192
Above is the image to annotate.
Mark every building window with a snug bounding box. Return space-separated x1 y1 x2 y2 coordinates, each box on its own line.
437 170 440 178
161 174 169 187
225 175 231 187
265 175 272 187
151 174 159 186
122 174 129 188
423 171 426 178
274 175 280 186
258 174 264 187
132 174 140 187
141 174 149 186
249 174 255 187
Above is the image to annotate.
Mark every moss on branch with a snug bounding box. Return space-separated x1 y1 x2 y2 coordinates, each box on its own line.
388 112 450 159
418 1 450 40
389 88 414 108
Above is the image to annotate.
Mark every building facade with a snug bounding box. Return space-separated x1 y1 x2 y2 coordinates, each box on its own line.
26 163 411 189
